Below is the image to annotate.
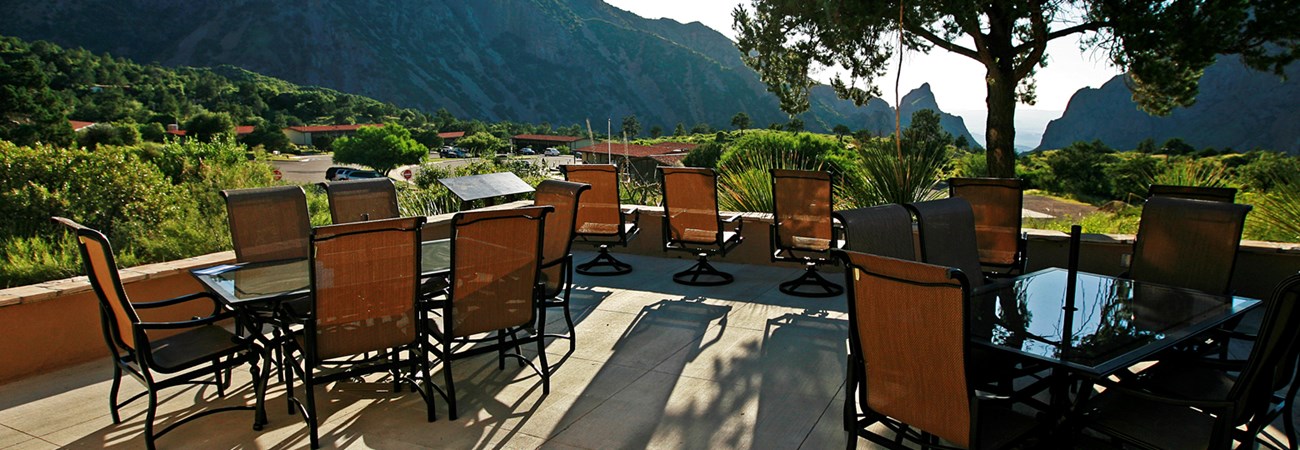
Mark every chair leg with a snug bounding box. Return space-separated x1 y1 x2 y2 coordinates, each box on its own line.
778 263 844 298
109 362 123 424
144 388 158 450
250 350 268 430
443 342 458 421
537 315 550 392
672 253 734 286
306 370 320 449
576 245 633 276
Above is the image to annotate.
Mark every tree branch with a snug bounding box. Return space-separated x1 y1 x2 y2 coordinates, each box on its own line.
1012 20 1108 54
904 22 979 60
1014 2 1050 80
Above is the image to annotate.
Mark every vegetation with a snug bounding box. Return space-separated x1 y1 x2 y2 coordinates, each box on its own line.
331 124 427 175
733 0 1298 178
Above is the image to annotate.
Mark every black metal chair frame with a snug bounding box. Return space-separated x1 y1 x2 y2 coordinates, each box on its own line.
53 217 267 450
564 164 641 276
769 169 843 297
318 177 400 223
535 180 592 353
284 216 436 449
422 206 553 420
658 167 744 286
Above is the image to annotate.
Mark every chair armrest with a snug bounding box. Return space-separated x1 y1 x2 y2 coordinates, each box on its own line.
137 309 237 330
1090 376 1234 411
721 214 743 234
134 292 224 316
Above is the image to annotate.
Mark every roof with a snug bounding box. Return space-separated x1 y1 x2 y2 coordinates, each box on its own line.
285 124 380 133
512 134 582 143
68 120 96 131
437 131 466 139
165 125 256 136
649 153 689 165
573 141 697 159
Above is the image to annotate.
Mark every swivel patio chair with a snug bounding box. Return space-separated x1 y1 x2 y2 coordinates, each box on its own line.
836 249 1038 449
423 206 553 420
533 179 591 352
320 177 400 223
659 167 744 286
52 217 267 450
905 197 988 288
833 203 916 261
949 177 1027 276
285 216 436 449
1082 273 1300 449
1129 196 1251 295
563 164 640 276
769 169 843 297
1148 184 1238 203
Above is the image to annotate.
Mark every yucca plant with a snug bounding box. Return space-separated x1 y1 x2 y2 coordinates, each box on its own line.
715 143 822 213
1253 181 1300 242
1148 156 1230 189
838 136 947 208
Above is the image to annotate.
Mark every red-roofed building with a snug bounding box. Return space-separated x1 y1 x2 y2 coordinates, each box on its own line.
572 141 697 182
165 125 257 138
68 120 97 132
283 124 381 146
437 131 466 143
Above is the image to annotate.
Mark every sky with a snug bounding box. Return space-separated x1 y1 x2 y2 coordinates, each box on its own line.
604 0 1124 147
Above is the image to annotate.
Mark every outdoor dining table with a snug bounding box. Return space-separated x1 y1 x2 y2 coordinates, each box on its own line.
969 266 1260 423
191 238 452 307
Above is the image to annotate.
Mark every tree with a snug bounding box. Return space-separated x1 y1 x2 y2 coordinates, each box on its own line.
731 112 751 131
902 109 952 148
621 114 641 138
734 0 1298 178
786 118 804 132
674 123 686 136
649 126 664 138
456 131 505 157
832 124 851 141
241 124 292 153
183 112 236 143
332 124 427 175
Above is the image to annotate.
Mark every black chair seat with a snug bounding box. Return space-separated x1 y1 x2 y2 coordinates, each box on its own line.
149 325 244 372
973 402 1039 449
1086 389 1221 450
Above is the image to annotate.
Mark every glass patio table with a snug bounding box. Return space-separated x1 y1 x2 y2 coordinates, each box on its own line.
191 238 451 307
969 267 1260 378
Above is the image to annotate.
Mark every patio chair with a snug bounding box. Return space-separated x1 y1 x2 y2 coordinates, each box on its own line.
836 249 1037 449
286 216 435 449
833 203 916 261
1129 196 1251 295
1148 184 1238 203
1081 273 1300 449
52 217 266 450
221 185 312 263
563 164 640 276
424 206 553 420
659 167 744 286
905 197 988 288
533 179 591 352
949 177 1027 276
769 169 843 297
320 177 399 223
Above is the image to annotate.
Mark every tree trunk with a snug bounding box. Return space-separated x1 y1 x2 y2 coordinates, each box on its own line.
985 68 1017 178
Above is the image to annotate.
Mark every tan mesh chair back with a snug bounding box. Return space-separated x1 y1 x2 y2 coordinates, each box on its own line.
222 186 311 263
449 206 550 337
840 249 973 448
1148 184 1237 203
1131 196 1251 294
834 204 916 260
906 198 987 288
309 216 424 361
534 180 590 294
949 177 1024 269
564 164 625 237
322 178 400 223
52 217 140 350
772 169 834 251
660 167 722 244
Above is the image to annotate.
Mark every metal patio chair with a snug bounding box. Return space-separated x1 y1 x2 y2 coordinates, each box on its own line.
833 203 916 261
769 169 843 297
320 177 400 223
659 167 744 286
563 164 640 276
534 179 591 352
949 177 1027 276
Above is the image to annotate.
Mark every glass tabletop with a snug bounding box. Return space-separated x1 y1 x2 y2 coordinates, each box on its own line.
970 268 1259 377
193 238 451 306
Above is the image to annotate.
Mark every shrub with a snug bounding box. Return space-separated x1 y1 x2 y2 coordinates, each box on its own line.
1042 141 1118 200
839 136 947 207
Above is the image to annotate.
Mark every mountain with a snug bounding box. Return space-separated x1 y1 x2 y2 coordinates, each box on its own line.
1038 56 1300 153
898 83 978 146
0 0 974 138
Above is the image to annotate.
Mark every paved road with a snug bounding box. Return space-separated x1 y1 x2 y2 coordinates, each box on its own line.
270 154 578 184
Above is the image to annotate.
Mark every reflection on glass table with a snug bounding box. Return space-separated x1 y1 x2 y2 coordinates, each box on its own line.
193 238 451 306
970 268 1259 377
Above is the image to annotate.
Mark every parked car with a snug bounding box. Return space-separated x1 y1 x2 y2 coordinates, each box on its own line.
326 167 384 181
544 148 561 156
441 147 467 158
519 147 536 155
